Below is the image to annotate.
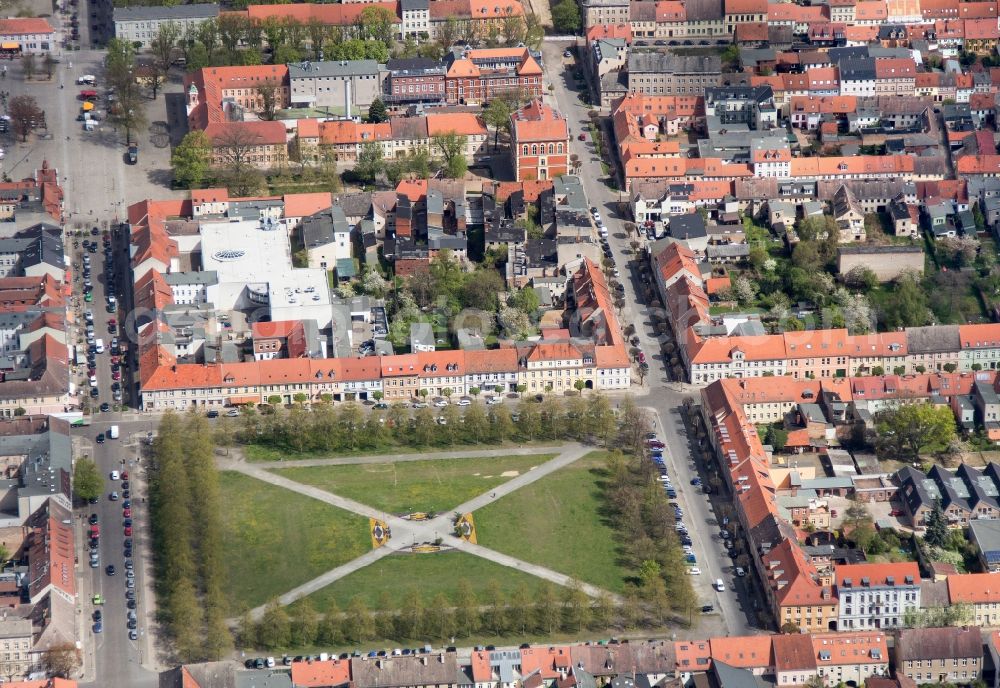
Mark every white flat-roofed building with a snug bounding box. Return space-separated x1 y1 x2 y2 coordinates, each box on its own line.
199 218 333 328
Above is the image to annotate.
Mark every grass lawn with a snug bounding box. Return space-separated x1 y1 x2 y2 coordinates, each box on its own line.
300 550 557 611
474 451 627 593
219 471 372 614
243 440 560 462
272 454 555 515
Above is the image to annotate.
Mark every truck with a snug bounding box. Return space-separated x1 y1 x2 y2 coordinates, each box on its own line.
127 143 137 165
108 425 119 440
76 75 96 85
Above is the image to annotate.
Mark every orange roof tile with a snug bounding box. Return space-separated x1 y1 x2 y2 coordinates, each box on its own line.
709 636 774 670
426 112 488 137
512 99 569 143
835 561 920 587
0 17 54 34
948 572 1000 603
290 659 352 688
283 192 332 219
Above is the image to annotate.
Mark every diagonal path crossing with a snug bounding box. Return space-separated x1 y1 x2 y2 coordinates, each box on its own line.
223 443 619 620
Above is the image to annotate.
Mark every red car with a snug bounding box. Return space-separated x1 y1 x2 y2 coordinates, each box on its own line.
112 371 121 380
638 352 646 364
890 509 903 517
123 526 132 536
577 133 586 141
647 440 665 449
122 470 129 480
122 507 131 517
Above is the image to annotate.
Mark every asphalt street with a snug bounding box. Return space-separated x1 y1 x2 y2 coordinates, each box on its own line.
540 40 757 637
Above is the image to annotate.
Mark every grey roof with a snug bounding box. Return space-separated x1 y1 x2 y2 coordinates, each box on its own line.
288 60 381 79
971 520 1000 561
711 662 768 688
114 2 217 21
907 325 960 354
684 0 723 21
0 224 65 271
351 654 459 688
896 627 983 662
706 243 750 259
839 57 877 81
668 213 707 239
410 322 435 348
627 52 721 75
162 271 218 286
400 0 429 10
234 671 292 688
332 192 374 219
387 58 445 75
838 244 923 256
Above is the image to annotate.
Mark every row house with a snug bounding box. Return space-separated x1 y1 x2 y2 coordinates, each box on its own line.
136 260 631 410
947 573 1000 627
834 562 921 631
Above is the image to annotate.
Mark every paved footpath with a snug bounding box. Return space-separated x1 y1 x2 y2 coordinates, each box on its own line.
232 443 619 620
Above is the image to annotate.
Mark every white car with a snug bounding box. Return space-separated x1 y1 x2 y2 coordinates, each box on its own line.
735 567 746 577
226 408 241 417
687 567 701 575
456 398 471 406
486 396 503 405
110 470 119 481
434 399 449 408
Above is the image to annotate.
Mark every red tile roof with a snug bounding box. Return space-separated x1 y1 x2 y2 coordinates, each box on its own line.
512 99 568 143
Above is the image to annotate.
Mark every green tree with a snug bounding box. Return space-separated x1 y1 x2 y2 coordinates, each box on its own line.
355 141 385 184
344 596 375 642
509 286 540 314
551 0 581 33
432 131 468 170
171 131 212 189
875 402 957 460
454 579 479 636
924 501 949 548
357 5 395 45
766 425 788 452
73 457 103 502
483 96 514 151
257 599 291 649
882 271 930 329
367 97 388 123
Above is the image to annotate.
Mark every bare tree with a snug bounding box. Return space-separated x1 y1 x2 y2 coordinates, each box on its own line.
20 53 34 81
255 79 279 120
149 21 181 100
42 54 55 79
9 95 41 142
44 643 80 678
212 127 265 196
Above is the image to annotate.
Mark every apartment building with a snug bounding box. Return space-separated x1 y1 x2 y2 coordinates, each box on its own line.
626 52 722 96
834 562 921 631
113 4 218 48
444 47 543 106
386 58 446 103
947 573 1000 627
204 121 289 170
895 627 982 685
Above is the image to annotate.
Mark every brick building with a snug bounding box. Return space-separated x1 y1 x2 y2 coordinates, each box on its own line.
444 47 543 105
510 100 570 182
